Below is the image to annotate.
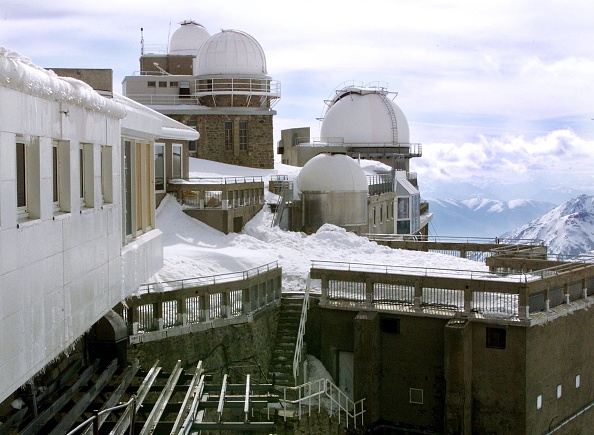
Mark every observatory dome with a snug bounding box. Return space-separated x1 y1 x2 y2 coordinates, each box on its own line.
297 153 368 192
169 21 211 56
194 30 267 76
320 89 410 145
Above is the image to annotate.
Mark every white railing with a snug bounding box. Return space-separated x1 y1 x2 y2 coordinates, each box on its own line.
281 378 366 429
292 277 310 382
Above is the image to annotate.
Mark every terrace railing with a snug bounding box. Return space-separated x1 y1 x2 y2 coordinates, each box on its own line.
310 260 594 323
116 262 282 342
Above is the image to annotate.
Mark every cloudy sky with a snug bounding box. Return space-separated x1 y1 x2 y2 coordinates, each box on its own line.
1 0 594 200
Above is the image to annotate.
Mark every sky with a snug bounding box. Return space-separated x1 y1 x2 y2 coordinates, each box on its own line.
2 0 594 199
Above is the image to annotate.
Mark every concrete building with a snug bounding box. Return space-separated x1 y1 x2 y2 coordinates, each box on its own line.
277 82 430 236
0 47 197 405
305 249 594 433
123 20 280 169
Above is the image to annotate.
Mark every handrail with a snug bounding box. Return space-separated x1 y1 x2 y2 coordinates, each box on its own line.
281 378 365 429
171 176 264 185
292 277 311 382
65 396 136 435
366 234 544 245
139 261 279 293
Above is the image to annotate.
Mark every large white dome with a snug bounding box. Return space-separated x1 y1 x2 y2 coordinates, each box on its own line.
169 21 210 56
297 154 368 192
320 89 410 145
194 29 267 76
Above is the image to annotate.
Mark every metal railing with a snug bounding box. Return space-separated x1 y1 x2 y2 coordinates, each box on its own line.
366 234 543 245
281 378 365 429
293 278 311 382
139 261 279 293
65 396 136 435
120 263 282 337
194 77 281 97
367 174 393 196
181 176 264 184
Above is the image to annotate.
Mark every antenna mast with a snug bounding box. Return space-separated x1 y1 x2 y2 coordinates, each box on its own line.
140 27 144 55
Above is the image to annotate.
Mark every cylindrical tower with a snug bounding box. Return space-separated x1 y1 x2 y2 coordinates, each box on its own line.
297 153 368 234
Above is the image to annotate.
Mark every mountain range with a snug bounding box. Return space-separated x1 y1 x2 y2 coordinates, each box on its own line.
503 194 594 256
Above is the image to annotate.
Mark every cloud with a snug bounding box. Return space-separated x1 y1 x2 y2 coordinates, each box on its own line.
413 129 594 185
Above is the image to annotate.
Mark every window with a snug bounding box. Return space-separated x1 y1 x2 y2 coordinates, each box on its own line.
80 143 94 208
155 143 165 191
224 121 233 150
397 197 409 219
397 220 410 234
124 140 132 237
101 146 113 204
576 375 581 388
556 384 562 399
158 81 167 88
239 121 248 150
486 327 506 349
172 144 182 179
409 388 423 404
52 142 59 211
381 318 400 334
16 141 27 216
147 81 156 88
537 394 543 409
170 81 179 87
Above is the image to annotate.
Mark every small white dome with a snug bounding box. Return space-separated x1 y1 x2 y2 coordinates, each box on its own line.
320 89 410 145
297 154 368 192
194 29 267 76
169 21 211 56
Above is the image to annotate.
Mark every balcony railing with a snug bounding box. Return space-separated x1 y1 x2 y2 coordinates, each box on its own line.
116 262 282 341
310 260 594 323
194 78 281 99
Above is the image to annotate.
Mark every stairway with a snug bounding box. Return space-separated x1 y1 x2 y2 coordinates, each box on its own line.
270 295 304 388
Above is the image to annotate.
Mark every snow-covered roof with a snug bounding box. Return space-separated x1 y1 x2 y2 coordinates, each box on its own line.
0 46 126 119
297 153 368 192
169 20 210 56
194 30 267 76
114 92 200 141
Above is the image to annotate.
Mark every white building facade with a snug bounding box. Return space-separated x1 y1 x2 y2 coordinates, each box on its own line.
0 47 196 404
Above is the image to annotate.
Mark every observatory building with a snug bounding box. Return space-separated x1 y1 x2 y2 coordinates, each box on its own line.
123 20 280 170
275 83 430 236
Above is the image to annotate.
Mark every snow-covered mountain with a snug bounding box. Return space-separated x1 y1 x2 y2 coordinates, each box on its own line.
426 198 556 238
504 194 594 256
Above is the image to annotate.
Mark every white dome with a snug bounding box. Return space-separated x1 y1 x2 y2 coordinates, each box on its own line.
320 90 410 145
194 29 267 76
297 154 368 192
169 21 210 56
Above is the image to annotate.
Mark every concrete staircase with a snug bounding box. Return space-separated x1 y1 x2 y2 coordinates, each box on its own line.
270 295 304 388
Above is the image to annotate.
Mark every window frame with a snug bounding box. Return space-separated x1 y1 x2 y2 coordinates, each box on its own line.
171 144 183 179
16 141 28 218
224 120 233 151
154 143 166 192
239 120 248 151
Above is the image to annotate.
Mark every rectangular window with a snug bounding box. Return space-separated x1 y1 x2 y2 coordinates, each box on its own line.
158 81 167 88
380 318 400 334
52 143 59 210
239 121 248 151
224 121 233 150
397 197 409 219
80 143 94 208
409 388 424 404
101 146 113 204
79 146 84 206
172 144 182 179
16 142 27 213
170 81 179 87
147 81 156 88
486 327 506 349
124 140 132 237
397 220 410 234
155 143 165 191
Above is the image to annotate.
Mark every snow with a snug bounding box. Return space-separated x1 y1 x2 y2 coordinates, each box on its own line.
0 46 126 118
506 194 594 256
148 158 492 292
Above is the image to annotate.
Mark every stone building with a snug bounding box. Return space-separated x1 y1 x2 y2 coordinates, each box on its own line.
123 20 280 169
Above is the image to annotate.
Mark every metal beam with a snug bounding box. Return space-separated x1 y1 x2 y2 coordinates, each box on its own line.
170 361 203 435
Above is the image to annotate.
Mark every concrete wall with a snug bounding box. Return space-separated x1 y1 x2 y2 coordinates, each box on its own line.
127 305 279 382
184 203 262 233
525 307 594 433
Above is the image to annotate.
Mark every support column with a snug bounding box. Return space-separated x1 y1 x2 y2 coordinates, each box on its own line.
354 311 381 427
444 318 472 434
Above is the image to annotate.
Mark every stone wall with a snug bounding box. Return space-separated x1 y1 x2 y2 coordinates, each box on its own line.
127 305 279 383
171 114 274 169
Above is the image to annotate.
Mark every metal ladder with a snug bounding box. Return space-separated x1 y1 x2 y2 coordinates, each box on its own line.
378 93 399 145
